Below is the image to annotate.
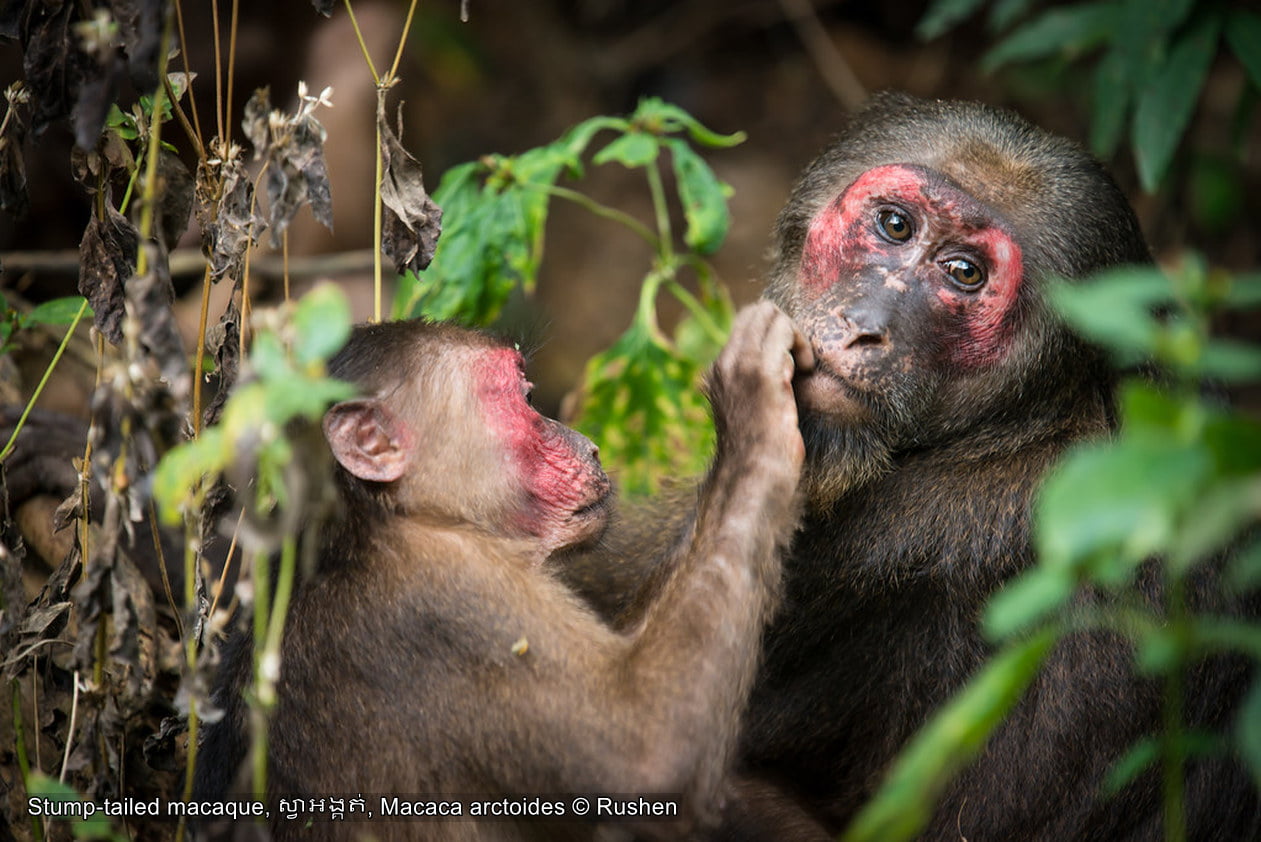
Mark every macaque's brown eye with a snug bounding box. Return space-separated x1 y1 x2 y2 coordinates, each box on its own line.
877 209 913 243
943 257 985 290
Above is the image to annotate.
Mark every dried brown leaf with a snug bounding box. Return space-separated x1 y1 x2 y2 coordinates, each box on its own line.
78 206 139 344
377 99 442 274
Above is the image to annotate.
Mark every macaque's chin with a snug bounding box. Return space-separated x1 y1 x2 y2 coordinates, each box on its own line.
555 479 614 551
793 365 872 425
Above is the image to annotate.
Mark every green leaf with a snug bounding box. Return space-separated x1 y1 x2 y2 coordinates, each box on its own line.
1227 537 1261 592
1222 273 1261 309
1104 738 1159 794
1090 50 1132 159
1225 10 1261 90
842 629 1058 842
666 138 732 255
631 98 746 148
21 296 90 327
1035 438 1211 577
982 3 1118 71
1048 270 1170 362
916 0 987 40
984 567 1075 640
152 428 227 523
1195 339 1261 383
292 282 352 367
575 318 715 496
1132 14 1222 191
593 131 659 169
1239 678 1261 788
26 774 126 841
988 0 1039 33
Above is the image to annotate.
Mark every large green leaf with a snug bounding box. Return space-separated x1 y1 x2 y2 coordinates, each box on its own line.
1132 14 1222 191
665 138 732 255
1225 10 1261 89
916 0 988 40
982 3 1118 71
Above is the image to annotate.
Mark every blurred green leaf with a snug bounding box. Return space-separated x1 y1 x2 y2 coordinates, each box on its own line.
1227 537 1261 592
1048 270 1169 363
1035 437 1210 577
917 0 988 39
1090 50 1131 159
593 132 659 168
632 97 746 148
292 283 352 367
1104 737 1159 794
666 138 732 255
988 0 1038 32
982 3 1118 71
1195 339 1261 383
841 629 1057 842
984 567 1075 640
1241 678 1261 788
1132 14 1222 191
26 774 126 841
1225 10 1261 89
21 296 91 327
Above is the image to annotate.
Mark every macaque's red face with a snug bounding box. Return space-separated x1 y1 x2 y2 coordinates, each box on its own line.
777 163 1024 425
474 347 611 553
323 338 611 556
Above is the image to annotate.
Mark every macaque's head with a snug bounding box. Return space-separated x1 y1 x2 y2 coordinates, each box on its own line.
323 320 611 554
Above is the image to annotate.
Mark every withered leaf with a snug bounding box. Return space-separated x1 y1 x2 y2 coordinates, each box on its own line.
72 52 124 150
377 99 442 274
79 205 139 344
265 114 333 246
0 120 29 219
112 0 163 93
19 0 78 136
311 0 335 16
200 155 264 284
202 296 240 428
242 86 270 160
155 147 193 251
126 244 189 399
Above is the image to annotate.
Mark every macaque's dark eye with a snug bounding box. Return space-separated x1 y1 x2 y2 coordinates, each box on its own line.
877 209 913 243
943 257 985 290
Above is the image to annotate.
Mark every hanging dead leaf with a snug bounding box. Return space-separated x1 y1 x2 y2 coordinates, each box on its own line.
199 153 264 284
126 243 190 400
78 205 139 344
155 147 194 251
377 98 442 274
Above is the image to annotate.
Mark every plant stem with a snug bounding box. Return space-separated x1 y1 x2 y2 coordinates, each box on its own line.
388 0 420 81
0 298 88 463
373 91 384 322
1162 576 1189 842
192 265 213 437
645 159 674 264
542 183 658 247
345 0 381 85
665 278 727 346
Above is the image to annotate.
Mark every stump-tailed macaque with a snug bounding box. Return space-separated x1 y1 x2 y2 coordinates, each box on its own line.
194 304 812 841
564 93 1260 841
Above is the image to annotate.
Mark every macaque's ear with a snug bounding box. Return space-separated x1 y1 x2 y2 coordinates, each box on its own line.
323 399 411 482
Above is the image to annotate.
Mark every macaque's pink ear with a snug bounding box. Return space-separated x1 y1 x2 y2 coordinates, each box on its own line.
323 400 411 482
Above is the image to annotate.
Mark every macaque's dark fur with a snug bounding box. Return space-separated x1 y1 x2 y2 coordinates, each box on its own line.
195 311 807 842
565 94 1259 840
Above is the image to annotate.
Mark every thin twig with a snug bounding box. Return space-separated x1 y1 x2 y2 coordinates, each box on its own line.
778 0 866 110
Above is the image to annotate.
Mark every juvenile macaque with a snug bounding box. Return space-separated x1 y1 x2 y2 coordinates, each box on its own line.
195 304 812 841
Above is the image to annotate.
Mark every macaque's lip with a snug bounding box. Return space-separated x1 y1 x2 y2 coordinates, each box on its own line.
794 360 872 421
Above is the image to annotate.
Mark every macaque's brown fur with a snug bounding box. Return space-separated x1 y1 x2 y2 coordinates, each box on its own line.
195 306 812 841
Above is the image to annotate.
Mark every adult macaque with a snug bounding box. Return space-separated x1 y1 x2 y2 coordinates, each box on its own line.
565 93 1259 840
194 305 812 841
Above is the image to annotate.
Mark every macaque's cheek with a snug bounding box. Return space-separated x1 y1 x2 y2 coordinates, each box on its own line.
933 231 1024 369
